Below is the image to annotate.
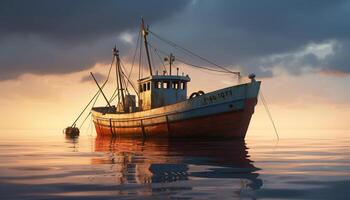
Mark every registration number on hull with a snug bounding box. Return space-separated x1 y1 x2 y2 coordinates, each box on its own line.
202 89 233 105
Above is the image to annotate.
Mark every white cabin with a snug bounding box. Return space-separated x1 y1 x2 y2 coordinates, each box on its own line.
138 75 191 110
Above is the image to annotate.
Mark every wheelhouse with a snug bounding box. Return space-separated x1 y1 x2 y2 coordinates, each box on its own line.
138 75 190 110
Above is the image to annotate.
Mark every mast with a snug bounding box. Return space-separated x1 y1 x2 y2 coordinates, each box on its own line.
114 46 121 107
141 17 153 76
114 47 126 112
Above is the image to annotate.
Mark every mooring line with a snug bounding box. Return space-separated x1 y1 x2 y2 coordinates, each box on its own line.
260 91 279 140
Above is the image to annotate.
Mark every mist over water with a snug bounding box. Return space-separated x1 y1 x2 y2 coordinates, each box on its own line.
0 129 349 200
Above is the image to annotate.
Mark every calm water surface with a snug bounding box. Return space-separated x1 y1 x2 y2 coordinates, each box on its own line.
0 129 349 199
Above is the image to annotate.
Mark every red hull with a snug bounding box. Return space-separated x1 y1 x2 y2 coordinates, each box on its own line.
93 98 257 139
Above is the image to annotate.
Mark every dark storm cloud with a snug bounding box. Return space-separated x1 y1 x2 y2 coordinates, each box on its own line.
0 0 189 80
151 0 350 77
0 0 188 43
324 40 350 73
1 0 350 80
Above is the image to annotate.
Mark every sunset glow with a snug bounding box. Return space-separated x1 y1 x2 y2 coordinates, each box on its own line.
0 62 348 134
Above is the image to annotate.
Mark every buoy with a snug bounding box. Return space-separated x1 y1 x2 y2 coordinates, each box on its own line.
64 126 80 137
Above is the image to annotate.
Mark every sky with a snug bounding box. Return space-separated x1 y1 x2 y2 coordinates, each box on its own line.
0 0 349 133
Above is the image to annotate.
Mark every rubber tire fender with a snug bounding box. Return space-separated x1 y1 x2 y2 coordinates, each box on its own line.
189 92 198 99
197 90 205 95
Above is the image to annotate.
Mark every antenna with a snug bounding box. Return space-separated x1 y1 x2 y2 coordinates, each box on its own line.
164 53 175 75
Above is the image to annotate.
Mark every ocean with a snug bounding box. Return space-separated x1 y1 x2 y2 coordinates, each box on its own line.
0 129 349 200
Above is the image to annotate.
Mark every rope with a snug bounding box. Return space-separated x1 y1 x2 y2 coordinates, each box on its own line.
149 42 155 75
120 60 139 97
109 62 139 104
153 48 167 73
108 86 118 103
260 91 279 140
149 30 240 76
70 56 115 127
78 91 101 129
147 42 234 74
85 114 92 135
126 30 141 88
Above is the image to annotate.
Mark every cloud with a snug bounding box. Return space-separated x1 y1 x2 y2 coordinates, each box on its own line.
323 40 350 74
247 40 350 77
0 0 188 44
149 0 350 77
119 32 135 45
244 41 337 76
2 0 350 80
0 0 189 80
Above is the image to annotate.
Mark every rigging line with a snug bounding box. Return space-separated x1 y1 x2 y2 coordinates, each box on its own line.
147 42 231 74
90 115 93 136
260 91 279 140
120 64 131 97
111 61 127 103
176 57 233 73
153 48 167 72
120 60 140 97
149 30 240 75
126 30 141 88
109 90 117 103
79 112 91 130
71 56 115 127
115 62 139 107
110 63 138 106
148 43 178 74
109 55 120 104
123 76 131 97
110 75 131 104
106 75 120 105
149 43 156 74
79 91 100 130
122 72 134 103
85 115 92 135
108 86 118 104
149 31 195 58
111 62 128 104
147 42 167 57
111 76 129 104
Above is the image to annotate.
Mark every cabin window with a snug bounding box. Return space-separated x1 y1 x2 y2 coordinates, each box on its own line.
172 81 179 89
147 82 150 90
139 84 143 92
163 81 170 89
181 82 186 90
143 83 147 92
154 81 162 89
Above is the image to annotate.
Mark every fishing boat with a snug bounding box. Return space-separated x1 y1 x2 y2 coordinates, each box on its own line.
83 18 261 139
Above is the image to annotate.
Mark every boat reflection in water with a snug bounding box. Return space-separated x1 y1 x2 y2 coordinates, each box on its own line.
92 136 263 197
